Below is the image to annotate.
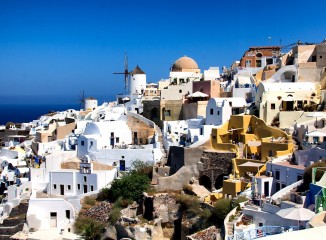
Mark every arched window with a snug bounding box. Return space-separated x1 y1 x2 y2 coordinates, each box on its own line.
256 52 263 58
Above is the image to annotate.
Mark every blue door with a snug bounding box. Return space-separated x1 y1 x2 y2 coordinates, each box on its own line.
120 160 125 171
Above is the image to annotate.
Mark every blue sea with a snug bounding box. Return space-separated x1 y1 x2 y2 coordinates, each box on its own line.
0 103 79 125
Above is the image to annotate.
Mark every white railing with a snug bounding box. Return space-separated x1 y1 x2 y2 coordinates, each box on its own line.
227 225 299 240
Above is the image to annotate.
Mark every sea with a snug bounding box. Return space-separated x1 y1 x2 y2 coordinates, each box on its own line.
0 103 79 125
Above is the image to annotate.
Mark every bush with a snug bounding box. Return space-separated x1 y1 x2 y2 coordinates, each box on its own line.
107 172 151 202
131 160 153 179
108 205 122 225
231 195 248 209
213 198 232 223
74 217 105 240
96 187 110 201
183 184 194 194
84 196 96 206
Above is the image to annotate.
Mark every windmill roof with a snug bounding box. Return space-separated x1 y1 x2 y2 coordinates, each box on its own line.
131 65 145 74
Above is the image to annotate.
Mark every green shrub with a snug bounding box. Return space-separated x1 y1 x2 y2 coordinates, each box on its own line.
107 172 151 202
213 198 232 223
96 187 110 201
108 205 121 225
84 196 96 206
74 217 105 240
231 195 248 209
175 194 211 218
183 184 194 194
131 160 153 179
229 214 235 222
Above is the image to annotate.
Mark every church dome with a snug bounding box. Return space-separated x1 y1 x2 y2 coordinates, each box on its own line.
171 56 199 72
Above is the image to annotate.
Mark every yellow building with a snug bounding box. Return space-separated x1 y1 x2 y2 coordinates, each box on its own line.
210 115 294 197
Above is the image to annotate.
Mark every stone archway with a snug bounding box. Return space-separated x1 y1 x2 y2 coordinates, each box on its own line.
215 174 228 190
199 175 212 191
150 107 159 121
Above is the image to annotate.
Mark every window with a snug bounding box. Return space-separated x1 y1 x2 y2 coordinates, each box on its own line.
179 89 182 93
276 182 281 192
320 56 323 59
275 170 280 180
245 60 251 67
116 137 119 143
77 184 80 190
210 109 214 115
313 136 319 144
53 184 57 190
217 111 220 115
67 185 71 190
271 103 275 109
266 58 273 65
66 210 70 219
111 132 114 138
256 52 262 58
164 110 171 116
256 60 262 67
91 185 94 191
229 102 232 107
84 176 87 183
81 141 84 146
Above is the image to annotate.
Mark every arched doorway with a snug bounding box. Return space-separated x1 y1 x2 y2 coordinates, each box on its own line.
199 175 212 190
150 107 159 121
215 174 228 190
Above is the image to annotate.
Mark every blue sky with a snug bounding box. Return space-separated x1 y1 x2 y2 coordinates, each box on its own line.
0 0 325 104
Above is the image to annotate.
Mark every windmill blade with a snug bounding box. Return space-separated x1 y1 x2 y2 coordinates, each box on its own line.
113 53 130 94
124 54 129 94
78 90 86 109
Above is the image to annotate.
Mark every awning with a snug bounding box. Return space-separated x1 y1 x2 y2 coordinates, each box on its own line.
238 162 264 167
305 130 326 137
187 91 209 98
283 96 294 101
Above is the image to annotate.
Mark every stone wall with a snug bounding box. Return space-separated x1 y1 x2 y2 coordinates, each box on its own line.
199 151 235 190
155 146 206 191
127 115 155 144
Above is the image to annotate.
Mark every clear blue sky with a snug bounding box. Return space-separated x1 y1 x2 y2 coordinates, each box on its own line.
0 0 325 104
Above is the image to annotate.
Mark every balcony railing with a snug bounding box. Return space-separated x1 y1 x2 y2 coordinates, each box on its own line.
227 225 299 240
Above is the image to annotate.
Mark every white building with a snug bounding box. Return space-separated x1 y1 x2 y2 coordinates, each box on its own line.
76 113 163 170
203 67 220 81
129 65 146 96
48 157 117 196
266 160 305 194
255 82 318 126
84 97 98 111
206 97 247 126
27 198 76 231
232 72 257 103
